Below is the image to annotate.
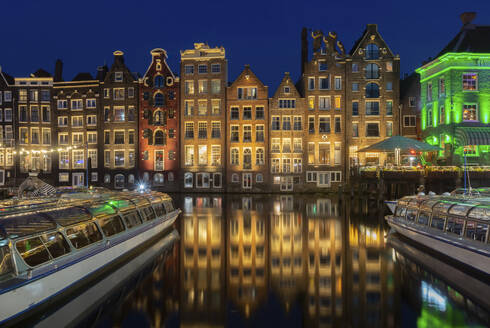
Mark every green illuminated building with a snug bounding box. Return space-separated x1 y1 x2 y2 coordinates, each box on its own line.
416 13 490 165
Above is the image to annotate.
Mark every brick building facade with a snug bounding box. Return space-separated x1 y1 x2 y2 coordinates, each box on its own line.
400 73 421 139
226 65 269 192
0 69 15 186
100 51 139 189
139 48 179 191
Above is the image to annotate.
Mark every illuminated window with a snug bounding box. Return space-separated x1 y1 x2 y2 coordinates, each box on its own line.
73 150 84 169
86 115 97 126
319 143 330 164
427 83 432 101
282 139 291 153
184 100 194 116
463 104 478 121
386 101 393 116
72 132 83 145
462 73 477 91
334 96 341 110
439 106 445 124
59 151 69 169
386 121 393 137
87 132 97 144
198 146 207 165
308 96 314 110
185 146 194 166
185 81 194 95
211 99 220 115
231 148 239 165
293 116 302 130
42 128 51 145
198 100 207 115
308 143 315 164
198 80 208 94
211 79 220 94
211 145 221 165
271 158 280 173
271 138 280 153
243 148 252 169
293 158 302 173
294 138 302 152
282 158 291 173
113 88 124 100
386 61 393 72
58 133 68 145
114 107 125 122
71 116 83 127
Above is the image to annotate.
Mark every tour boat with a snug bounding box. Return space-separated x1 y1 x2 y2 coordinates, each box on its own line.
0 190 180 325
385 194 490 275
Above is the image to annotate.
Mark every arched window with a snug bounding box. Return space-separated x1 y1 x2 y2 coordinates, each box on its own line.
153 110 163 125
184 172 193 188
154 93 164 106
104 174 111 183
243 148 252 169
128 174 135 185
114 174 125 189
256 173 263 183
365 63 380 79
256 148 264 165
153 173 164 184
365 43 379 60
231 173 239 183
366 83 380 98
154 75 164 88
154 130 166 145
231 149 239 165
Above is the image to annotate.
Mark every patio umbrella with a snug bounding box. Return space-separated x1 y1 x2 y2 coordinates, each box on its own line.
358 136 441 152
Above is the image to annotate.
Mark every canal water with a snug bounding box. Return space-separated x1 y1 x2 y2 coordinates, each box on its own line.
35 194 489 328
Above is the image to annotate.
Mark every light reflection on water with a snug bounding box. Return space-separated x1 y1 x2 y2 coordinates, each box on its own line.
91 194 488 328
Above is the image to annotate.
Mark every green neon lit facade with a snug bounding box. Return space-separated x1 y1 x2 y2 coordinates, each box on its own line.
416 53 490 165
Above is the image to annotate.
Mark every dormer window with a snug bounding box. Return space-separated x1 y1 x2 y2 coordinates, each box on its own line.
284 86 290 94
318 60 327 72
115 72 123 82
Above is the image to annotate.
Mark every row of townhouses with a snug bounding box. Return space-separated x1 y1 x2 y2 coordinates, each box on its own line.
0 22 442 192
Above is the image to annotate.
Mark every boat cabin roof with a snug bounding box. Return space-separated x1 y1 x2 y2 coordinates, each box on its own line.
399 195 490 221
0 191 172 241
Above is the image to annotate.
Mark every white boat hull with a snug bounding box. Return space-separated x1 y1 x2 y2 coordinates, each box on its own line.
0 211 179 325
387 217 490 275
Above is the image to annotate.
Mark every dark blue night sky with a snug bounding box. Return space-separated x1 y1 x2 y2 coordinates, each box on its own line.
1 0 489 90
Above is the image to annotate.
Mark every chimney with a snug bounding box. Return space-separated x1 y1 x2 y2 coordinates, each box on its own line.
301 27 308 75
460 12 476 26
54 59 63 82
113 50 125 65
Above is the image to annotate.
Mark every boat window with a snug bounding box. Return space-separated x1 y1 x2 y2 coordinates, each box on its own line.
430 215 446 230
99 216 125 237
417 212 430 226
16 237 51 267
140 206 156 221
164 200 174 212
406 208 418 222
41 232 70 258
448 204 472 217
153 202 166 217
445 217 464 236
123 211 143 229
395 206 406 218
0 246 14 280
66 222 103 249
468 207 490 220
465 221 488 243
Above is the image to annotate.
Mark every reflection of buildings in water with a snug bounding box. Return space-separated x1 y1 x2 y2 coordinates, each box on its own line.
346 215 395 328
181 196 225 325
227 197 267 317
269 196 307 311
304 197 344 327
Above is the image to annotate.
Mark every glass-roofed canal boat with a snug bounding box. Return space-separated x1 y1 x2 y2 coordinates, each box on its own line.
385 195 490 276
0 190 180 325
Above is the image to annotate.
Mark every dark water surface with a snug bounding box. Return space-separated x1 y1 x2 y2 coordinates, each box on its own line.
37 194 490 327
